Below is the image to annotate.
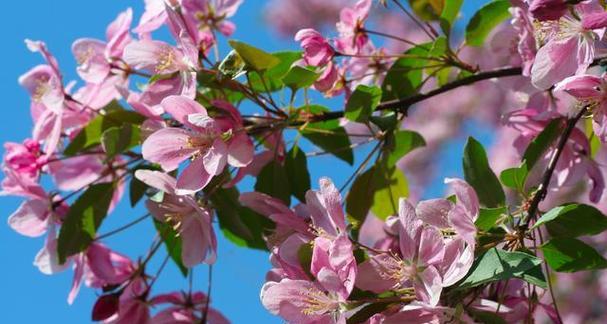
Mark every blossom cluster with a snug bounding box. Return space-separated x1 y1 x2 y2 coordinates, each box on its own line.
5 0 607 323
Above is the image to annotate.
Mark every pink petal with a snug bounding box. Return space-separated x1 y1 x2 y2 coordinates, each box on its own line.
7 199 49 237
142 127 196 171
414 266 442 306
554 74 604 99
227 133 254 167
531 37 580 90
415 199 452 229
203 139 228 176
176 157 213 195
398 199 422 261
448 204 477 247
160 95 206 125
134 169 177 195
445 178 479 220
418 226 445 267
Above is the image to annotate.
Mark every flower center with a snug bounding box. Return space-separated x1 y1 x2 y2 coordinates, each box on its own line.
156 47 176 73
300 288 339 316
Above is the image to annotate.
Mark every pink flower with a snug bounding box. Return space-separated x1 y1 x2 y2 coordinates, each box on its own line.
135 170 217 266
555 74 607 142
3 139 46 179
72 8 133 84
182 0 243 37
150 291 229 324
105 277 151 324
530 3 607 89
142 96 253 194
295 28 335 67
68 243 135 304
335 0 372 54
356 199 444 306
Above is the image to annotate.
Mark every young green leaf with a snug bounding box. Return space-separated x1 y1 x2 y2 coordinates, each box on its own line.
345 85 382 123
64 103 145 156
542 238 607 272
228 40 280 70
101 123 140 159
285 145 311 202
457 248 546 289
218 49 246 79
371 165 409 220
299 105 354 165
57 183 115 263
465 0 511 46
153 219 188 276
440 0 463 35
282 66 319 90
385 130 426 166
475 206 507 231
463 137 505 207
532 203 607 238
248 51 302 91
499 164 528 192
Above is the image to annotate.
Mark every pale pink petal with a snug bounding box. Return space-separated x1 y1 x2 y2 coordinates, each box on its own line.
160 95 206 125
415 198 452 229
531 37 580 90
418 227 445 267
134 170 177 195
7 199 49 237
175 157 213 195
142 128 196 171
203 139 228 176
554 74 604 99
415 266 442 306
227 133 254 167
448 205 477 247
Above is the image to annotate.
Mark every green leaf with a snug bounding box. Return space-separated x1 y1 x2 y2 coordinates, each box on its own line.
282 66 319 90
129 176 147 207
382 38 447 101
541 238 607 272
255 161 291 205
369 112 398 131
228 40 280 71
346 163 409 231
409 0 443 21
475 206 507 231
345 85 382 123
457 248 546 289
440 0 463 35
101 123 140 159
153 219 188 276
532 203 607 238
385 130 426 166
285 145 311 202
523 118 563 170
463 137 505 207
465 0 512 46
248 51 302 91
347 301 393 324
57 183 115 263
297 242 314 280
210 187 273 250
64 103 145 156
500 164 528 192
371 165 408 220
299 105 354 165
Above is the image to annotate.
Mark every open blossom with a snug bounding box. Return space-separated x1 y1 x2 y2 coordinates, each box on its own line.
135 169 217 266
72 8 133 84
295 29 335 67
3 139 46 179
335 0 372 54
142 95 253 194
556 73 607 142
530 2 607 89
356 199 445 306
182 0 243 37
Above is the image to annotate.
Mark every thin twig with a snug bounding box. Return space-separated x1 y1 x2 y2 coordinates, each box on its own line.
95 213 150 241
201 265 213 323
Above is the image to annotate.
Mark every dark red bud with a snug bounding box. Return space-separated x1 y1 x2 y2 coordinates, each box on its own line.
91 293 120 321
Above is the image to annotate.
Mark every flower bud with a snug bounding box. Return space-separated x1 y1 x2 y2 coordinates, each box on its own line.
529 0 567 21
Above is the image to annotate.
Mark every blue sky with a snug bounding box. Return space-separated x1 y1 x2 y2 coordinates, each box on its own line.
0 1 490 323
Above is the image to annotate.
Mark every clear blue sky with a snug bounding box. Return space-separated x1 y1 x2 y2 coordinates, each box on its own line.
0 1 490 323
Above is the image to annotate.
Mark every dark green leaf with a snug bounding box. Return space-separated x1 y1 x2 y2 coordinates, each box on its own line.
282 66 319 90
153 219 187 276
532 203 607 237
369 112 398 131
475 206 507 231
541 238 607 272
101 123 140 159
385 130 426 166
463 137 505 207
285 145 311 202
228 40 280 70
65 103 145 156
297 242 313 279
465 0 511 46
210 187 273 250
300 105 354 165
347 301 393 324
409 0 443 21
57 183 115 263
345 85 382 123
457 248 545 289
255 161 291 205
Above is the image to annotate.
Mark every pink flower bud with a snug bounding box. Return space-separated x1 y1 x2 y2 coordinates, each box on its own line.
529 0 567 21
